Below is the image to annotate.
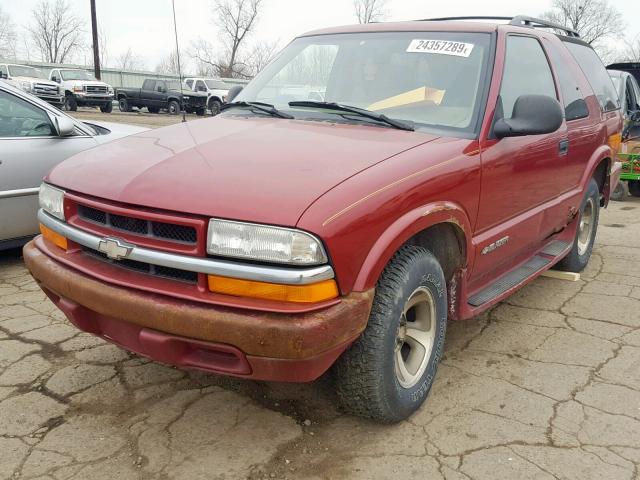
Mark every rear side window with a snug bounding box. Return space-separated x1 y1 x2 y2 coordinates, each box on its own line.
545 40 589 120
499 36 557 119
564 42 619 112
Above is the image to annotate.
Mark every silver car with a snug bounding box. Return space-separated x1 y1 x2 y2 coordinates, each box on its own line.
0 82 147 250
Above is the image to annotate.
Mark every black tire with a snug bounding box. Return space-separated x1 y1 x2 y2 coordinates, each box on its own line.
100 101 113 113
118 98 131 112
333 245 447 423
196 107 206 116
64 94 77 112
147 106 160 114
556 178 600 272
610 182 626 202
168 100 180 115
629 180 640 197
208 99 222 116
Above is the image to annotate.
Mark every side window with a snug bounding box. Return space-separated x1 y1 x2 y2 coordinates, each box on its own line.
156 81 166 92
195 80 206 92
626 77 638 113
51 70 60 82
0 65 7 78
185 79 194 88
0 90 56 138
564 42 620 112
142 79 155 90
499 36 557 119
544 40 589 121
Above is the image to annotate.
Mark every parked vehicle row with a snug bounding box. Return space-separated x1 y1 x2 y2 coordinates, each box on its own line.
49 68 114 113
0 63 64 107
184 77 230 115
23 16 624 423
116 79 208 115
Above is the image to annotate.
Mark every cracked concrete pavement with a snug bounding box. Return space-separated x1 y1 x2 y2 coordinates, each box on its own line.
1 198 639 480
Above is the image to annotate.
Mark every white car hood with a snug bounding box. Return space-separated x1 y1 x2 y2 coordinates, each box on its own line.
13 76 59 87
81 120 149 144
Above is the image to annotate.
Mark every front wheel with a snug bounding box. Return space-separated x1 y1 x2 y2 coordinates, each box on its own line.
100 101 113 113
556 178 600 272
333 245 447 423
629 180 640 198
196 107 206 116
118 98 131 112
64 94 77 112
209 99 222 115
168 100 180 115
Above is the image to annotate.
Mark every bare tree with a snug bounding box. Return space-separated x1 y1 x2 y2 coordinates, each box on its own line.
26 0 84 63
621 35 640 62
155 50 189 75
0 6 17 59
540 0 623 46
116 48 146 71
247 41 279 76
215 0 262 77
353 0 388 24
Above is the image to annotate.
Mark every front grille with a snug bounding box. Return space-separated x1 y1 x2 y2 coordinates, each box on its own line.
85 85 108 94
83 248 198 283
78 205 197 244
34 83 58 95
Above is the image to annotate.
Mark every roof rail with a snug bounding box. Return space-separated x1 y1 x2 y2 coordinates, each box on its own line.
419 15 580 38
509 15 580 38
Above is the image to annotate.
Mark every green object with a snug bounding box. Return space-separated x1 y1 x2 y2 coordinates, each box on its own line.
619 152 640 181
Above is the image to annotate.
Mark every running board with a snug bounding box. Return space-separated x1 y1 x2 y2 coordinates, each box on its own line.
540 240 570 257
468 255 551 307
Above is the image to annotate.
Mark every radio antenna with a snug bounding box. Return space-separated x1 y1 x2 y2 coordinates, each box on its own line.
171 0 187 123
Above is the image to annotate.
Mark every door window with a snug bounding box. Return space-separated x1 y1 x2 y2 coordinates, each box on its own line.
195 80 207 92
544 40 589 120
499 36 557 120
564 42 620 112
0 65 7 78
625 77 638 114
0 90 56 137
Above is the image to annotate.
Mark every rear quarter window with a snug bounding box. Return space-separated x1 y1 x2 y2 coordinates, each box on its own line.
564 41 620 112
544 40 589 120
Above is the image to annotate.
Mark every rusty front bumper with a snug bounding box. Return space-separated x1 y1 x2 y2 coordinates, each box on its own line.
24 240 373 382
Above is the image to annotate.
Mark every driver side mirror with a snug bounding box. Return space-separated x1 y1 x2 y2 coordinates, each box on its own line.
0 72 6 79
54 116 75 137
51 76 59 83
157 85 166 93
494 95 564 138
226 85 243 103
632 110 640 122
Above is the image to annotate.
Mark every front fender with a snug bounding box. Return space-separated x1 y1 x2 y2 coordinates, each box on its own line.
352 201 472 291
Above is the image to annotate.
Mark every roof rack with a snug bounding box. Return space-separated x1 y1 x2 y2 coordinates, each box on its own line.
419 15 580 38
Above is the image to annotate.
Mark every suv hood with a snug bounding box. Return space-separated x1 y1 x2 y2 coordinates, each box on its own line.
47 116 438 226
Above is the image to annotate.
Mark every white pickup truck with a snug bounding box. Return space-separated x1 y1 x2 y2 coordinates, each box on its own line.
0 63 64 107
183 77 230 115
49 68 114 113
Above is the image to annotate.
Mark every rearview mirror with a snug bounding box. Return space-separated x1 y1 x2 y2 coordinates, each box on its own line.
226 85 243 103
55 116 75 137
494 95 564 138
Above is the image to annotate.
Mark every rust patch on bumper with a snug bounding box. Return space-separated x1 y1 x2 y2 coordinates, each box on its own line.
23 240 374 360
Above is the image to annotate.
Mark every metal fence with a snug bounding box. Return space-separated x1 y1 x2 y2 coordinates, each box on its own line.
0 59 249 89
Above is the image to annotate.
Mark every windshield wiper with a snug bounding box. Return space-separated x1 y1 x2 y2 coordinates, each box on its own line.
288 101 414 131
220 101 294 119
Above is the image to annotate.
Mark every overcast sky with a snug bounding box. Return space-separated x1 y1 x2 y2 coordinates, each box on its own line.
4 0 639 71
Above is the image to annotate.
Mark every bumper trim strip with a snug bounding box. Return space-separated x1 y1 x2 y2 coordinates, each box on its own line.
38 209 335 285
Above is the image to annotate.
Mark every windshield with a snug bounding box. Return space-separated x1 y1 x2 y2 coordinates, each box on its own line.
60 70 96 81
205 80 229 89
9 65 46 79
235 31 492 134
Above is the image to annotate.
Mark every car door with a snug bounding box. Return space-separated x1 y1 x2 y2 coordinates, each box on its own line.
474 34 565 274
140 79 155 106
0 88 97 244
153 80 167 108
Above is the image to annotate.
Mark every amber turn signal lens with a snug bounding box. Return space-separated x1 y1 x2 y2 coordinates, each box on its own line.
608 133 622 155
39 224 67 250
207 275 339 303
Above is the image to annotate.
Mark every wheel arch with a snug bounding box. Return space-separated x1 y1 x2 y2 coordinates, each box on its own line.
352 201 471 292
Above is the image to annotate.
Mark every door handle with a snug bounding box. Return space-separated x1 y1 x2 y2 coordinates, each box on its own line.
559 139 569 155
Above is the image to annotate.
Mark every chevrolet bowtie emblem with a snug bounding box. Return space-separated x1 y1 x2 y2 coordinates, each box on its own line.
97 237 134 260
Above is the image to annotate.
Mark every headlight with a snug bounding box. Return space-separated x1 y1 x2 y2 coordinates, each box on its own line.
20 81 33 92
39 183 65 220
73 86 83 93
207 219 327 265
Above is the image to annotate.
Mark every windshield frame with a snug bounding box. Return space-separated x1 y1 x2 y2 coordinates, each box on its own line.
8 65 46 79
232 30 496 139
60 69 97 81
